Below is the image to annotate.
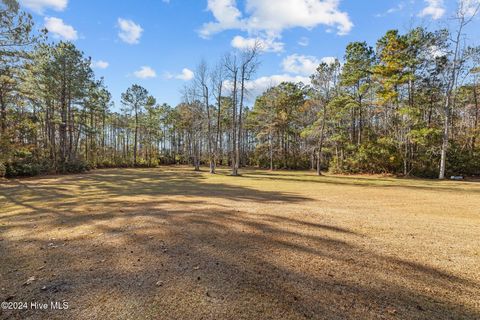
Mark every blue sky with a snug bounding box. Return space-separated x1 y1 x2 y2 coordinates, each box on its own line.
19 0 480 109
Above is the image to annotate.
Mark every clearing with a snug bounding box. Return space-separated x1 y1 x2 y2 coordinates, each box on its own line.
0 167 479 319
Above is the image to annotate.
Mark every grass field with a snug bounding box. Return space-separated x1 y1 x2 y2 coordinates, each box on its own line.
0 167 479 319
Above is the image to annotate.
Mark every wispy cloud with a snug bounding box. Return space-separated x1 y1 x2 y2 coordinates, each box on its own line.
298 37 309 47
376 2 405 17
282 54 336 76
231 35 284 52
164 68 194 81
20 0 67 14
44 17 78 40
91 60 109 69
117 18 143 44
418 0 445 20
134 66 157 79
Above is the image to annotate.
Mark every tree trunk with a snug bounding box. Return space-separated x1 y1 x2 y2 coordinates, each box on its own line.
269 133 274 170
439 101 450 179
231 69 238 176
358 95 362 145
316 104 328 176
59 63 68 169
472 85 478 151
439 17 464 179
215 86 222 170
204 86 215 174
134 105 138 166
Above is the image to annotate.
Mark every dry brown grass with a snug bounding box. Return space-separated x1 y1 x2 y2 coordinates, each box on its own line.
0 167 479 319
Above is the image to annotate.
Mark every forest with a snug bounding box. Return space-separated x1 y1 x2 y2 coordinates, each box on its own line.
1 0 479 179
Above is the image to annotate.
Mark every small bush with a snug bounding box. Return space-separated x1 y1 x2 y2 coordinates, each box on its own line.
5 151 53 177
60 158 91 174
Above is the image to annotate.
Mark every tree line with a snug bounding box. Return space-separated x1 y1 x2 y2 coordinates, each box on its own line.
1 0 479 178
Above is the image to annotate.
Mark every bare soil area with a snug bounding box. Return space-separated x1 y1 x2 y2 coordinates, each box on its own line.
0 167 479 319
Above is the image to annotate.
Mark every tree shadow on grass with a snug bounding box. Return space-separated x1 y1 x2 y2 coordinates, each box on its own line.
239 170 480 194
0 168 479 319
0 168 310 224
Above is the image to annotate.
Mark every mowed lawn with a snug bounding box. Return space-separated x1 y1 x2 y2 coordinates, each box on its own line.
0 167 479 320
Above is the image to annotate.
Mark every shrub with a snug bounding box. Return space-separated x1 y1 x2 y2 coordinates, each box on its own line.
60 158 91 174
446 143 480 176
329 138 401 174
5 151 52 177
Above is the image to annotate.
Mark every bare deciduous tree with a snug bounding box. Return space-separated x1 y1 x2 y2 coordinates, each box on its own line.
439 0 479 179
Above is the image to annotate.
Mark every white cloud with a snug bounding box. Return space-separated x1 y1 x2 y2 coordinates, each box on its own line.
227 74 310 100
249 74 310 90
228 54 339 100
134 66 157 79
117 18 143 44
231 35 284 52
222 53 339 100
282 54 336 76
419 0 445 20
44 17 78 40
199 0 353 39
176 68 195 81
91 60 109 69
282 54 319 75
200 0 244 38
178 68 194 80
20 0 67 13
298 36 309 46
164 68 194 81
320 56 337 65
